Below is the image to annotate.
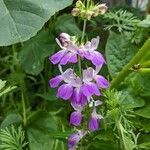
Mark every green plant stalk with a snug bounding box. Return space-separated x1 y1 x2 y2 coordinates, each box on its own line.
111 38 150 89
138 68 150 73
141 61 150 68
21 93 27 126
78 19 87 76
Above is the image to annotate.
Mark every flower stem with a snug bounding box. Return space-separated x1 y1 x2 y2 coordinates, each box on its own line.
111 38 150 89
78 19 87 76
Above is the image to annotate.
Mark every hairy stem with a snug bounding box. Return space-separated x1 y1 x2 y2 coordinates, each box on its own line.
111 38 150 89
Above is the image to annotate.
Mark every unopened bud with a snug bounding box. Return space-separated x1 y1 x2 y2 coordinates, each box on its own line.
76 0 84 8
97 4 108 14
71 8 80 16
86 11 94 20
92 7 99 17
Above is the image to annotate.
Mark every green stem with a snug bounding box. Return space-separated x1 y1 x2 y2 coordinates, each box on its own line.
78 19 87 76
111 38 150 89
138 68 150 73
141 61 150 68
21 93 27 126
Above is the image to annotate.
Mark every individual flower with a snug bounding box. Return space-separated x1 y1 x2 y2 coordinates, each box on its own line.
68 130 87 150
88 107 103 131
49 33 78 65
81 36 106 66
49 68 76 100
81 67 109 98
70 111 82 126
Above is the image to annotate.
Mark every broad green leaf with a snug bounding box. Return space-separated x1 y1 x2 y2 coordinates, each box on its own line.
55 14 82 36
105 31 137 78
0 114 21 129
135 105 150 119
27 111 59 150
0 0 73 46
19 30 56 75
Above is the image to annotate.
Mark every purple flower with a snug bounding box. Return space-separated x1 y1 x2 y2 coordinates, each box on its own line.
88 108 103 131
68 130 87 150
49 68 76 100
79 37 106 66
81 67 109 98
70 111 82 126
49 33 78 65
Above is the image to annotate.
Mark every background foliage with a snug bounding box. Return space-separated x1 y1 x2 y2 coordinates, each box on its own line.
0 0 150 150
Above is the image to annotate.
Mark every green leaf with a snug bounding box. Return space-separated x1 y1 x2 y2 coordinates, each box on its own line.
19 30 56 75
0 0 73 46
105 31 137 78
0 114 21 129
135 105 150 119
138 15 150 28
27 111 59 150
55 14 82 36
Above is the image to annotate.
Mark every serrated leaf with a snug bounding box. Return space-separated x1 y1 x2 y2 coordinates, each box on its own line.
105 31 137 78
19 30 56 75
0 0 73 46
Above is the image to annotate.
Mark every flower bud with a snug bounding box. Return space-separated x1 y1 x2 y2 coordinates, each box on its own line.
86 11 94 20
71 8 80 16
76 0 84 8
97 4 108 15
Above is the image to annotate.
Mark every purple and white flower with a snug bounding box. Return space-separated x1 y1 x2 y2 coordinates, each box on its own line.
81 67 109 99
50 33 78 65
88 107 103 131
68 130 87 150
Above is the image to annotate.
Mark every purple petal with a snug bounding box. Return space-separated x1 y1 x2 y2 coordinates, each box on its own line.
95 75 109 89
69 54 78 63
88 117 99 131
50 50 66 64
49 75 62 88
60 52 72 65
57 84 73 100
70 111 82 126
82 83 101 97
71 88 87 107
68 131 87 150
91 51 106 66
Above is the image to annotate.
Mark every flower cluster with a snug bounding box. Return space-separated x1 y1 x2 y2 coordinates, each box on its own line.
72 0 108 20
49 33 109 150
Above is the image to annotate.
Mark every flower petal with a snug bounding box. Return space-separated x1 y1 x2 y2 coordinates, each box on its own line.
69 54 78 63
83 68 94 83
70 111 82 126
49 75 62 88
82 83 100 97
60 52 72 65
95 75 109 88
88 117 99 131
71 88 87 107
91 51 106 66
57 84 73 100
50 50 66 64
91 36 100 50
